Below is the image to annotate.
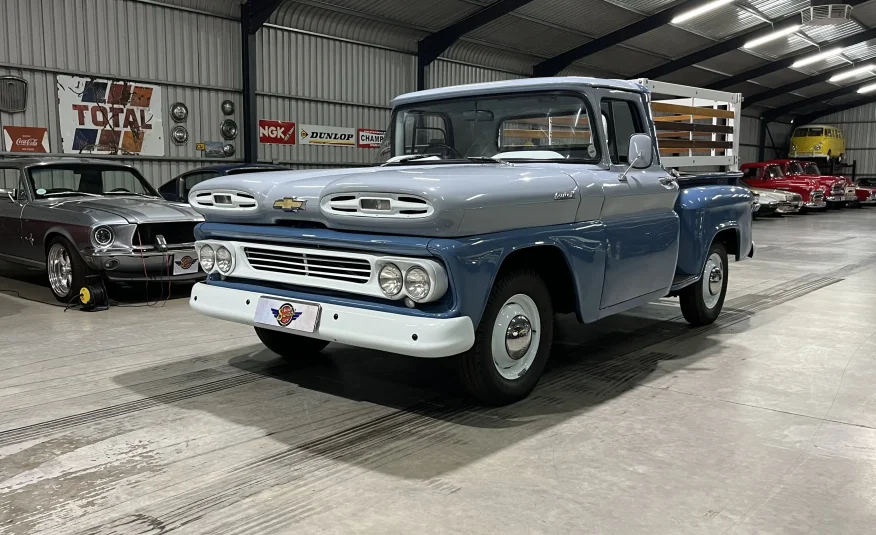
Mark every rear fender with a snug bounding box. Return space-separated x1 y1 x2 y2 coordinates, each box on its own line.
674 186 753 280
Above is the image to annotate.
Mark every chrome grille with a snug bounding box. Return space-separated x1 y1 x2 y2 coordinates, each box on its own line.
812 191 824 201
244 247 371 283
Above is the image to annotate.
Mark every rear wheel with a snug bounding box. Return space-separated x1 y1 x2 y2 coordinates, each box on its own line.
679 242 728 327
456 270 553 405
255 327 329 361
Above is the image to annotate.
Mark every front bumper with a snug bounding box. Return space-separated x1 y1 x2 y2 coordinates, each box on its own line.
804 199 827 208
84 246 205 282
825 194 847 203
190 283 475 358
775 201 802 214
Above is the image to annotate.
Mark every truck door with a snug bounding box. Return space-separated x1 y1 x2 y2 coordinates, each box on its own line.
596 92 680 310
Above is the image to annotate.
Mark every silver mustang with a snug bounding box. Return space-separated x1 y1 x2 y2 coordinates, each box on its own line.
0 157 204 302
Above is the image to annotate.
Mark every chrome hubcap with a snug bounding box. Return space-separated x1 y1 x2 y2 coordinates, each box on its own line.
47 243 73 297
702 252 723 309
491 294 541 380
505 315 532 360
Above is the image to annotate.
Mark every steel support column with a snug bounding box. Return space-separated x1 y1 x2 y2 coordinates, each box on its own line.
757 118 767 162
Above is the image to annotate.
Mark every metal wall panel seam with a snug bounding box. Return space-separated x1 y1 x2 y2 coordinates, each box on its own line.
125 0 239 20
0 63 241 93
0 151 243 163
254 92 391 111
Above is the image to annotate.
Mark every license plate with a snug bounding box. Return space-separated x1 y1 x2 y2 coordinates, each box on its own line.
172 252 200 275
254 297 321 333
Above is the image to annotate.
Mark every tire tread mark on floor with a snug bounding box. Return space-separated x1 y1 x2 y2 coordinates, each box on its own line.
0 372 266 447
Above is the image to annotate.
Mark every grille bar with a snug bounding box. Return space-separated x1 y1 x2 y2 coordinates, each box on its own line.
244 247 371 283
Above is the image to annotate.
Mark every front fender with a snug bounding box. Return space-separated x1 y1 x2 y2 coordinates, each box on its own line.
675 186 753 278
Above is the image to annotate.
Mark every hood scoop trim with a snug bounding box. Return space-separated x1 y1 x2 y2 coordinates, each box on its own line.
321 192 433 219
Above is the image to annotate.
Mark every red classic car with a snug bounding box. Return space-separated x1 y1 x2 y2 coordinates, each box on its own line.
740 162 827 211
855 178 876 206
768 159 856 207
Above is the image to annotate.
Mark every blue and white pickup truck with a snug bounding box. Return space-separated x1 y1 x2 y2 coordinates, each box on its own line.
187 77 754 405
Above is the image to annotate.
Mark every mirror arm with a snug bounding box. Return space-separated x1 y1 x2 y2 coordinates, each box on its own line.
618 150 643 183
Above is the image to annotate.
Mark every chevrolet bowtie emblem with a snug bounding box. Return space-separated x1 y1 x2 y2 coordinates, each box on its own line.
273 197 307 212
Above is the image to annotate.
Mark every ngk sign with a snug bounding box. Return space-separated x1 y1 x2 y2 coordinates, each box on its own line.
258 120 296 145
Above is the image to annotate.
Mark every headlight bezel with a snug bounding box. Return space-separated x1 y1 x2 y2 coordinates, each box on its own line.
215 245 234 274
199 244 216 272
404 266 432 302
378 263 403 297
92 226 114 248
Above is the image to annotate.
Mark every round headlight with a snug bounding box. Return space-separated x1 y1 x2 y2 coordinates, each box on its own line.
93 226 114 247
199 245 215 272
404 267 431 302
216 246 233 274
378 264 403 297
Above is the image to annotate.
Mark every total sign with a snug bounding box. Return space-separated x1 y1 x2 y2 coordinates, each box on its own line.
56 75 164 156
259 120 296 145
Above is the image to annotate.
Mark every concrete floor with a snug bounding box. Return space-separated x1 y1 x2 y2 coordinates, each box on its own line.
2 208 876 535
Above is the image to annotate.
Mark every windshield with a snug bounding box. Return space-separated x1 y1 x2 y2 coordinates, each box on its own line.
786 161 804 175
858 178 876 187
766 165 784 179
804 163 821 175
382 92 599 164
795 127 823 137
28 165 159 199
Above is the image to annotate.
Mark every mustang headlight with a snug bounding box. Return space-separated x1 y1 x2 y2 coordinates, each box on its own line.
405 266 431 302
93 226 114 247
215 246 233 274
378 264 403 297
199 245 215 272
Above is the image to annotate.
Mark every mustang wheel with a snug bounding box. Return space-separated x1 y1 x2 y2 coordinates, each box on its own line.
679 242 728 327
457 270 553 405
46 237 90 303
255 327 329 361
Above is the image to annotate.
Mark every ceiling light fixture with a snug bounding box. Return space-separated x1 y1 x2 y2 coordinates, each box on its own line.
857 83 876 94
744 25 801 49
792 47 845 68
828 64 875 82
671 0 734 24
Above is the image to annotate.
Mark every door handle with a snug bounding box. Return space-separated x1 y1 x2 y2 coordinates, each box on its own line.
659 176 677 186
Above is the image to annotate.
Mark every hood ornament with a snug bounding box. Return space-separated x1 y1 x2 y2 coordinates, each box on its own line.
273 197 307 212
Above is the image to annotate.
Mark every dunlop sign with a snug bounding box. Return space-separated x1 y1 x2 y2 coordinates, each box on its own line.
299 124 355 147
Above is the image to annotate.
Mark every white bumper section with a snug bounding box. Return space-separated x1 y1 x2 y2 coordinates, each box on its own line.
190 283 475 358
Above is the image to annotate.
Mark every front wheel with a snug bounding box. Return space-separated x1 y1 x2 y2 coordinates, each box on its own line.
46 237 90 303
255 327 330 361
456 270 554 405
679 242 728 327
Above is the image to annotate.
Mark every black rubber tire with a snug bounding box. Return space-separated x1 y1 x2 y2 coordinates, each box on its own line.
47 236 91 303
456 270 554 406
679 242 728 327
254 327 330 360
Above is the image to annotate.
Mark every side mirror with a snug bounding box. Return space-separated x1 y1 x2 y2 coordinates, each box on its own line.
628 134 653 169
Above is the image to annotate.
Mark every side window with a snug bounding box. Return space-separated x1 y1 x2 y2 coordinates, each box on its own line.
743 168 758 179
601 99 645 165
158 180 178 200
827 129 834 138
182 172 220 198
1 168 22 199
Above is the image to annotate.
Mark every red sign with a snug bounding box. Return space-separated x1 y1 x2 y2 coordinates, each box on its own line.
259 120 296 145
357 128 385 149
3 126 49 153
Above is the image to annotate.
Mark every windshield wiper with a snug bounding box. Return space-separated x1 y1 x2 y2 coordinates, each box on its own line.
103 191 156 198
381 154 441 166
43 191 101 197
465 156 512 166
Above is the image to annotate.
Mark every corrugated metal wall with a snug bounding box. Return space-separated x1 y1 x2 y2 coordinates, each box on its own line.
1 0 532 185
738 114 793 165
816 103 876 177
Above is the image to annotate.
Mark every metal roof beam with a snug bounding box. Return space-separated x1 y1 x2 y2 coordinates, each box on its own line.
764 79 876 120
245 0 285 33
709 27 876 90
532 0 718 77
745 63 870 105
793 94 876 125
637 0 870 80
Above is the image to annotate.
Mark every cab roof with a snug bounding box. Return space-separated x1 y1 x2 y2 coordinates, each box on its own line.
391 77 645 108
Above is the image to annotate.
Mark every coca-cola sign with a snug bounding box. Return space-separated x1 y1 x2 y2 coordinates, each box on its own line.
3 126 49 153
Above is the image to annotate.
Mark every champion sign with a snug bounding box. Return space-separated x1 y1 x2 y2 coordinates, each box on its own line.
357 129 385 149
57 75 164 156
298 124 355 147
258 119 296 145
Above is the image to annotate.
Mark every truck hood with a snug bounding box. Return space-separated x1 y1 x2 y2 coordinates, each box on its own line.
46 196 204 224
188 163 582 237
